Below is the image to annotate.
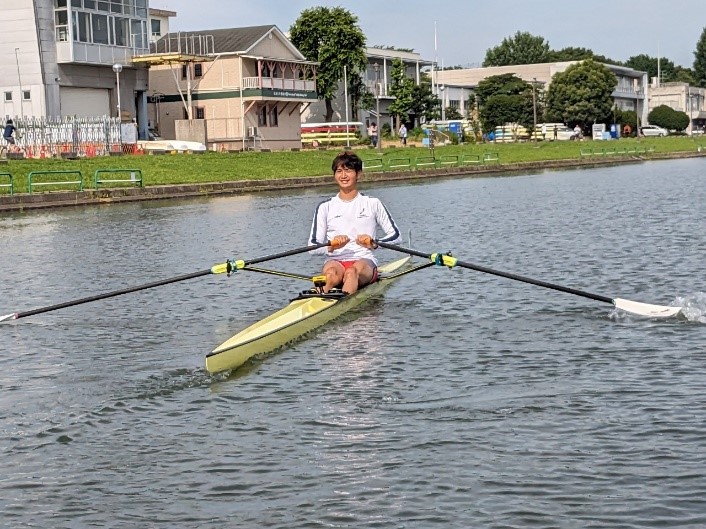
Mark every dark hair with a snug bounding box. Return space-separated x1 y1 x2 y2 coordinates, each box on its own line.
6 119 13 125
332 151 363 173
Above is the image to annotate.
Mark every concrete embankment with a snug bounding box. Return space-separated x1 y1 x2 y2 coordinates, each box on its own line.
0 151 703 213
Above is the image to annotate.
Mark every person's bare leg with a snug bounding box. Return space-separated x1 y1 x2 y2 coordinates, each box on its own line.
341 260 375 295
322 261 344 293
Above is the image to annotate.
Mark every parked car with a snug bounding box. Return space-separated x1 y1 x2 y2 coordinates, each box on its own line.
534 123 578 141
640 125 668 137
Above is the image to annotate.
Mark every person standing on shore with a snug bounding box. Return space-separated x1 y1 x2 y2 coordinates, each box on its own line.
308 151 401 295
368 122 378 148
399 123 408 146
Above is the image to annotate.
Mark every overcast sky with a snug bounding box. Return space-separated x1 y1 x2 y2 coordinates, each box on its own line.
153 0 706 69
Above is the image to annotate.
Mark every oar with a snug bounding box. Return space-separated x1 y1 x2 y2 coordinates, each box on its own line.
0 242 328 323
376 241 682 318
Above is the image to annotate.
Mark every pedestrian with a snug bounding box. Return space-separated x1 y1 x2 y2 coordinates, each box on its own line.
541 123 547 141
398 123 408 146
3 119 17 145
368 122 378 148
573 124 582 140
308 151 401 295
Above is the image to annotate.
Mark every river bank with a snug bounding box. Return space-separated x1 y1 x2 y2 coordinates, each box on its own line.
1 143 704 212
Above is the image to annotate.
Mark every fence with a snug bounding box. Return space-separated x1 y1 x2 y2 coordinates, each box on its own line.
362 153 501 172
0 116 122 160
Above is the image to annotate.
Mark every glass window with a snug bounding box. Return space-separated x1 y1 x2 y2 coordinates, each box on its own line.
195 107 205 119
110 1 122 13
91 13 109 44
55 0 67 7
4 92 12 102
56 26 69 41
97 1 109 11
22 90 31 101
269 105 278 127
258 106 267 127
84 0 95 8
151 18 160 36
55 9 68 25
135 0 146 7
114 17 128 46
181 64 189 79
194 63 203 78
71 0 81 6
136 7 146 17
77 11 90 42
131 19 145 48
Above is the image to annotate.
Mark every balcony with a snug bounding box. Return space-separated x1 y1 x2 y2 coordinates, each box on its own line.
241 77 317 100
56 42 149 66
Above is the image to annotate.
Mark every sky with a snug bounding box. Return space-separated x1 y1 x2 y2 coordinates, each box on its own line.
152 0 706 69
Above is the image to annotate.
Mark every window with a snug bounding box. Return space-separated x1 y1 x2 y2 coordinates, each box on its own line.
92 13 109 44
151 18 160 36
268 105 278 127
114 17 128 46
194 107 205 119
194 63 203 78
4 91 12 102
72 11 90 42
84 0 95 8
71 0 81 6
22 90 31 101
258 106 267 127
181 64 189 80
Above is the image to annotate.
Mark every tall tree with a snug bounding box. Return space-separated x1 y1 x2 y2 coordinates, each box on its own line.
694 26 706 87
387 58 416 131
475 73 535 132
626 54 676 83
409 77 439 123
483 31 550 67
289 7 367 122
545 60 617 132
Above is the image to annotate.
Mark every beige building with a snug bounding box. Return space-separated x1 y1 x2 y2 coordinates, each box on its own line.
143 25 318 150
436 61 650 125
648 82 706 134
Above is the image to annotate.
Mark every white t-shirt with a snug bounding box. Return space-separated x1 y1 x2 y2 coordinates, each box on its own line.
308 192 401 265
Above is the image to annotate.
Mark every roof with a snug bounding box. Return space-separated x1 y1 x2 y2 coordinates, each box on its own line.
152 25 307 60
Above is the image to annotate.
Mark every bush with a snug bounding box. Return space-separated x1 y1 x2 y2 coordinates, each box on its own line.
648 105 690 132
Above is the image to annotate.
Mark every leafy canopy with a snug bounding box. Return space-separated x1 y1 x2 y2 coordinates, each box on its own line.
387 58 416 128
289 7 367 120
648 105 690 131
483 32 550 67
545 60 617 131
694 26 706 87
476 73 535 132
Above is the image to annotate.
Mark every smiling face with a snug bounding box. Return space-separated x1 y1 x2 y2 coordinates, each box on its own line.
334 164 360 193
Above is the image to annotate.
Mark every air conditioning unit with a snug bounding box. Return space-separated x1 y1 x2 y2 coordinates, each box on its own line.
247 126 258 137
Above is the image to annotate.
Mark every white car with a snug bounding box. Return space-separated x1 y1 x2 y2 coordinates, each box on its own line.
640 125 668 137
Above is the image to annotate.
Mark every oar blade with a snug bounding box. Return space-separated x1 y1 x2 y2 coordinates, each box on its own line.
0 313 18 323
613 298 682 318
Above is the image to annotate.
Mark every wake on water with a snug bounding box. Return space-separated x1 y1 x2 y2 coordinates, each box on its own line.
674 292 706 323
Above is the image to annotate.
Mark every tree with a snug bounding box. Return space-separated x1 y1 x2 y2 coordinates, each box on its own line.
545 60 617 132
483 31 550 67
648 105 690 131
408 75 439 123
694 26 706 87
626 54 676 83
387 58 416 131
289 7 367 122
475 73 535 132
347 74 373 121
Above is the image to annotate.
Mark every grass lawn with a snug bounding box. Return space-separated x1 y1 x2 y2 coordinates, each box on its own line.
1 136 704 195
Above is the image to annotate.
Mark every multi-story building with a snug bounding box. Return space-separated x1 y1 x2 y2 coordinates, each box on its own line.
436 61 649 126
1 0 152 136
144 25 318 150
302 47 434 132
648 81 706 134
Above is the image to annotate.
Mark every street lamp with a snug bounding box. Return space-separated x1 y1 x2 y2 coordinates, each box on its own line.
112 63 123 119
439 84 445 121
15 47 24 119
532 77 538 143
373 62 381 153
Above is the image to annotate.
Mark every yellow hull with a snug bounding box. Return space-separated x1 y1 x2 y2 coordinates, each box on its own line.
205 257 411 374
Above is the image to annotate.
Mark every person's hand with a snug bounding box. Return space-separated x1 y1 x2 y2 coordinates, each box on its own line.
328 235 350 250
356 234 377 249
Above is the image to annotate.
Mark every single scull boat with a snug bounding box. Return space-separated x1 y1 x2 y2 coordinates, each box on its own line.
205 256 412 374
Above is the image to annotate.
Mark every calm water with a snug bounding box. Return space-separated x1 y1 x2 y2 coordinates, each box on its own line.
1 158 705 528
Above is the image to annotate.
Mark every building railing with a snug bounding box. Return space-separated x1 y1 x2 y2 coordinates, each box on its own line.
242 77 316 91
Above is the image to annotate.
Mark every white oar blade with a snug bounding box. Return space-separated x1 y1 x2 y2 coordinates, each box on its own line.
613 298 682 318
0 313 18 323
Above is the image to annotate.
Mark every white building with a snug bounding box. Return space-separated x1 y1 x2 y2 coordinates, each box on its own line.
1 0 154 137
648 81 706 134
436 61 650 126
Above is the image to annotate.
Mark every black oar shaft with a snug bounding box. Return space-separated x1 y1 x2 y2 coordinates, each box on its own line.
375 241 614 305
16 269 212 319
